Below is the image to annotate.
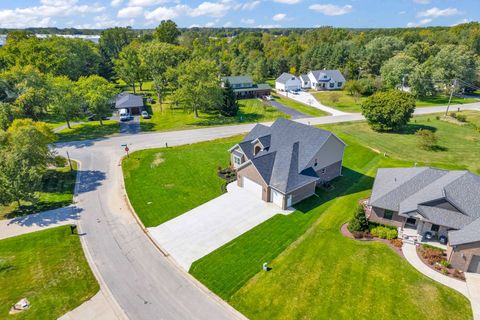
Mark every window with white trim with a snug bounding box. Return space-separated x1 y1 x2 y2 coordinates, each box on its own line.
234 156 241 165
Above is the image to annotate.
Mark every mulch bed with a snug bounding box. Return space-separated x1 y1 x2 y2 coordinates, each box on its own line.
341 223 404 258
416 245 466 281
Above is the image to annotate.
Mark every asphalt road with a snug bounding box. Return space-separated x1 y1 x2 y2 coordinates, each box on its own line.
55 103 480 320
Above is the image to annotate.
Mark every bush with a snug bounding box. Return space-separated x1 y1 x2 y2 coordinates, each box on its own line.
361 90 416 132
370 225 398 239
390 238 403 248
440 260 450 268
348 205 369 233
419 245 444 265
456 114 467 122
416 129 438 150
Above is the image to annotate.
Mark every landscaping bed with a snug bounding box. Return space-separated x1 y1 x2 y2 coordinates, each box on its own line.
417 244 465 281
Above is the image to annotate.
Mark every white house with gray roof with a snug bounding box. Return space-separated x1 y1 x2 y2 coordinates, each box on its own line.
367 167 480 273
275 72 302 91
229 118 345 209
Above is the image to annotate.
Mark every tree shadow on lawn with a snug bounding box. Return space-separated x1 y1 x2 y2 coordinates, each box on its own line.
193 112 264 127
294 167 374 214
56 122 119 143
395 123 438 135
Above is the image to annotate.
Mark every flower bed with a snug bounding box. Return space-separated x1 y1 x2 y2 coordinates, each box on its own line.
417 244 465 281
341 223 403 257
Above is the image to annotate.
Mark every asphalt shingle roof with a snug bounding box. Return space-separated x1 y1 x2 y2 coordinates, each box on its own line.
275 72 297 84
310 70 346 83
370 167 480 246
235 118 344 193
221 75 253 85
115 92 143 109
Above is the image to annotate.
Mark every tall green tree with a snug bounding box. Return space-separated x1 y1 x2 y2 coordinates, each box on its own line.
361 90 416 132
364 36 404 75
380 53 417 89
99 27 135 79
221 80 238 117
139 41 189 109
49 76 83 129
409 63 436 98
0 119 56 207
77 75 117 126
154 20 181 44
172 59 223 118
114 43 148 93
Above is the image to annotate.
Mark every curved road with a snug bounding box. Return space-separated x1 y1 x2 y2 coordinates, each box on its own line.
56 104 480 320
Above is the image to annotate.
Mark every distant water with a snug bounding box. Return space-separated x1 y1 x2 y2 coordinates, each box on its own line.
0 34 100 46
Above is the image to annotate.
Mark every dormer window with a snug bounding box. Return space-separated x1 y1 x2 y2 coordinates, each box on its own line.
254 145 261 156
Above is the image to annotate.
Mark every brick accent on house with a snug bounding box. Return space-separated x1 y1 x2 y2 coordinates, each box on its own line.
367 207 405 228
448 242 480 272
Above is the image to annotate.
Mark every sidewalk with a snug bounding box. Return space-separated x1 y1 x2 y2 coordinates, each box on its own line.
0 206 81 240
59 291 119 320
466 273 480 320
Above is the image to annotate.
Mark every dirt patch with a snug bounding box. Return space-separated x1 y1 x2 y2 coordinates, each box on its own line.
163 183 174 189
340 223 404 257
151 153 164 168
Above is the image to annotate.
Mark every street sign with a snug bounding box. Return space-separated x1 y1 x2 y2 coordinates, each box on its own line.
125 146 129 152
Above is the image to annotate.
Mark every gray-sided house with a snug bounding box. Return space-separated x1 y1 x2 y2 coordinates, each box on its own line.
221 75 271 99
307 70 346 90
275 72 302 91
115 92 144 115
367 167 480 273
229 118 346 209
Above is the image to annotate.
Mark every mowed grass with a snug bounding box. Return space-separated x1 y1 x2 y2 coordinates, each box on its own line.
323 112 480 174
272 94 328 116
0 161 78 219
141 98 288 132
0 226 99 320
190 135 471 319
56 120 119 142
122 136 241 227
313 91 478 113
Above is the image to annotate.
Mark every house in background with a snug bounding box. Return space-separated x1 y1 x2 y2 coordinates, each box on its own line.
299 74 311 89
275 72 302 91
307 70 346 90
115 92 144 115
221 75 271 99
229 118 345 209
367 167 480 273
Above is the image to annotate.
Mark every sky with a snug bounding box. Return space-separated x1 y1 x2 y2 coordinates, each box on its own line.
0 0 478 29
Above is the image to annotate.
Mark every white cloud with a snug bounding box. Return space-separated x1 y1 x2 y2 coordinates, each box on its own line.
0 0 105 28
452 18 469 26
118 6 143 18
413 0 431 4
189 0 234 18
309 4 352 16
273 0 300 4
128 0 172 7
241 1 260 10
205 21 215 27
240 18 255 24
272 13 286 21
144 5 187 21
223 21 232 27
417 7 462 18
399 10 406 15
111 0 123 7
406 18 432 27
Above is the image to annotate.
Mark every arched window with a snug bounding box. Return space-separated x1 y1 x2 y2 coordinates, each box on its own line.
254 145 261 155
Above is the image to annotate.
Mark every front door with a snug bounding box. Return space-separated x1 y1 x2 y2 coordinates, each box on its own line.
468 255 480 273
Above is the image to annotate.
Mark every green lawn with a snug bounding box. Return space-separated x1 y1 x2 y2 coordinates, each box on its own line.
322 112 480 174
0 226 99 319
122 136 241 227
313 91 479 113
272 94 329 117
56 120 119 142
140 99 288 132
0 161 78 219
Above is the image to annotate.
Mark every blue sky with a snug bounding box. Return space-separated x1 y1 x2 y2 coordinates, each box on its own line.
0 0 477 29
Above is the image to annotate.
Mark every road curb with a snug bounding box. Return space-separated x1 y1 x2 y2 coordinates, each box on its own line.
119 153 248 320
70 159 129 320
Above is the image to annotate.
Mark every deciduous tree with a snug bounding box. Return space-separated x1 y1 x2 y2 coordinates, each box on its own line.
77 75 117 126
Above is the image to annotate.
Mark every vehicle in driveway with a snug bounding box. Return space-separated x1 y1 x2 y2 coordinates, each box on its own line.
141 111 150 119
119 108 131 122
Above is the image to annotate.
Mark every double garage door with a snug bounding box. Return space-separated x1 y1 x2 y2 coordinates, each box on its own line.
468 255 480 274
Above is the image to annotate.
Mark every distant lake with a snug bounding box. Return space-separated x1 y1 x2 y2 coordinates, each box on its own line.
0 34 100 46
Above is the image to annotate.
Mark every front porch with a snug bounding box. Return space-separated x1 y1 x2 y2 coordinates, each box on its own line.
399 227 447 250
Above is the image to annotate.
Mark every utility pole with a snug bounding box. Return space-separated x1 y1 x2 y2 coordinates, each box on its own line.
66 151 73 171
445 78 457 117
357 67 362 80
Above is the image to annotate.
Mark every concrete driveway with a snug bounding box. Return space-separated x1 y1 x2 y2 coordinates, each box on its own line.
148 183 293 271
278 90 347 116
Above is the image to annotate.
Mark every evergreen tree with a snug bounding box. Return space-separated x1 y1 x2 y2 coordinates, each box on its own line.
348 205 369 233
221 80 238 117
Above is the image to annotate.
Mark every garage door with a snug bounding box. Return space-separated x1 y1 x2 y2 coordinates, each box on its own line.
243 177 263 198
468 255 480 273
270 189 284 207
